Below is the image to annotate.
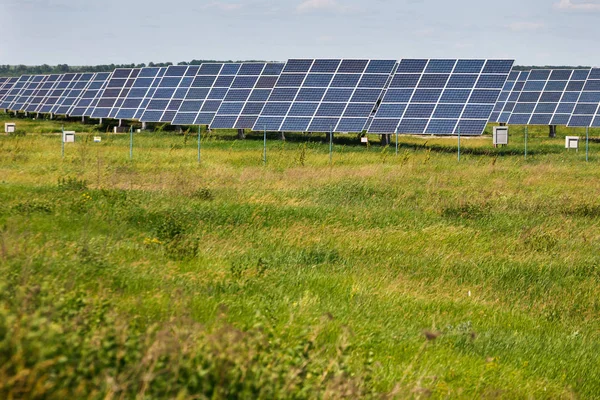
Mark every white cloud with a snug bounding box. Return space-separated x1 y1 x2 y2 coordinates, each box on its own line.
554 0 600 11
507 22 545 31
296 0 350 13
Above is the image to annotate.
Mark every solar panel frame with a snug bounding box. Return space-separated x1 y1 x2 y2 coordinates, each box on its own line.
369 59 514 136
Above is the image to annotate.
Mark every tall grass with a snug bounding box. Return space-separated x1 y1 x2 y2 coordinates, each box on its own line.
1 112 600 398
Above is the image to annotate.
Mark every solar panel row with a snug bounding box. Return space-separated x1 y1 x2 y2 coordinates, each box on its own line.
23 60 600 134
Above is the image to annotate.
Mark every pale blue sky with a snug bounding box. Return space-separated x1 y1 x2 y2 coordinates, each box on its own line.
1 0 599 66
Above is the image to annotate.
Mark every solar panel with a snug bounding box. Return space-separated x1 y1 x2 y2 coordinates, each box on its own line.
90 68 140 119
369 59 514 135
0 77 18 106
14 74 46 112
29 74 62 112
569 68 600 127
489 70 518 123
69 72 113 117
23 75 52 112
53 73 95 115
210 62 285 129
169 63 241 125
495 71 529 124
0 78 8 102
114 67 167 120
254 59 396 133
39 74 78 114
1 75 34 110
507 69 588 126
141 65 203 123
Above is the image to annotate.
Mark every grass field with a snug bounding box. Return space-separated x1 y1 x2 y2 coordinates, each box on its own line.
1 112 600 398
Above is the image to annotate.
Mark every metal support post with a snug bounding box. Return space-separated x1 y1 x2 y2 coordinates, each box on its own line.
525 126 528 160
198 125 201 164
263 126 267 165
129 126 133 160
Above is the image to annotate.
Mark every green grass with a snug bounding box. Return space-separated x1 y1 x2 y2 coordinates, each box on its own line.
1 112 600 398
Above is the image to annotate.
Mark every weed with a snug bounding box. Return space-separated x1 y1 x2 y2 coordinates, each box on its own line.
57 176 88 191
191 187 213 201
13 200 53 215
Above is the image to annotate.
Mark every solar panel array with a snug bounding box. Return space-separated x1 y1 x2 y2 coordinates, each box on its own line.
10 59 600 132
369 59 514 135
253 59 396 133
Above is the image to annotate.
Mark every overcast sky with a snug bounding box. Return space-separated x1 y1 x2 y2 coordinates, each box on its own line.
1 0 599 66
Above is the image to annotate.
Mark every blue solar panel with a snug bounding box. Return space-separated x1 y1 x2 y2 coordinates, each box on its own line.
39 74 78 114
115 67 166 120
54 73 94 115
571 68 600 127
507 69 590 126
90 69 139 119
253 59 395 132
19 75 50 112
70 72 112 117
169 63 243 126
2 75 34 110
139 65 199 123
370 59 514 135
490 70 526 124
0 77 18 108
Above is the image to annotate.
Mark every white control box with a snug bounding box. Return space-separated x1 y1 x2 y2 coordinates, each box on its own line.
565 136 579 150
493 126 509 146
5 123 15 133
63 131 75 143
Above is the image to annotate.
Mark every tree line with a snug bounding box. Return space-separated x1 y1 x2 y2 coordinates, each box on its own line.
0 60 270 77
